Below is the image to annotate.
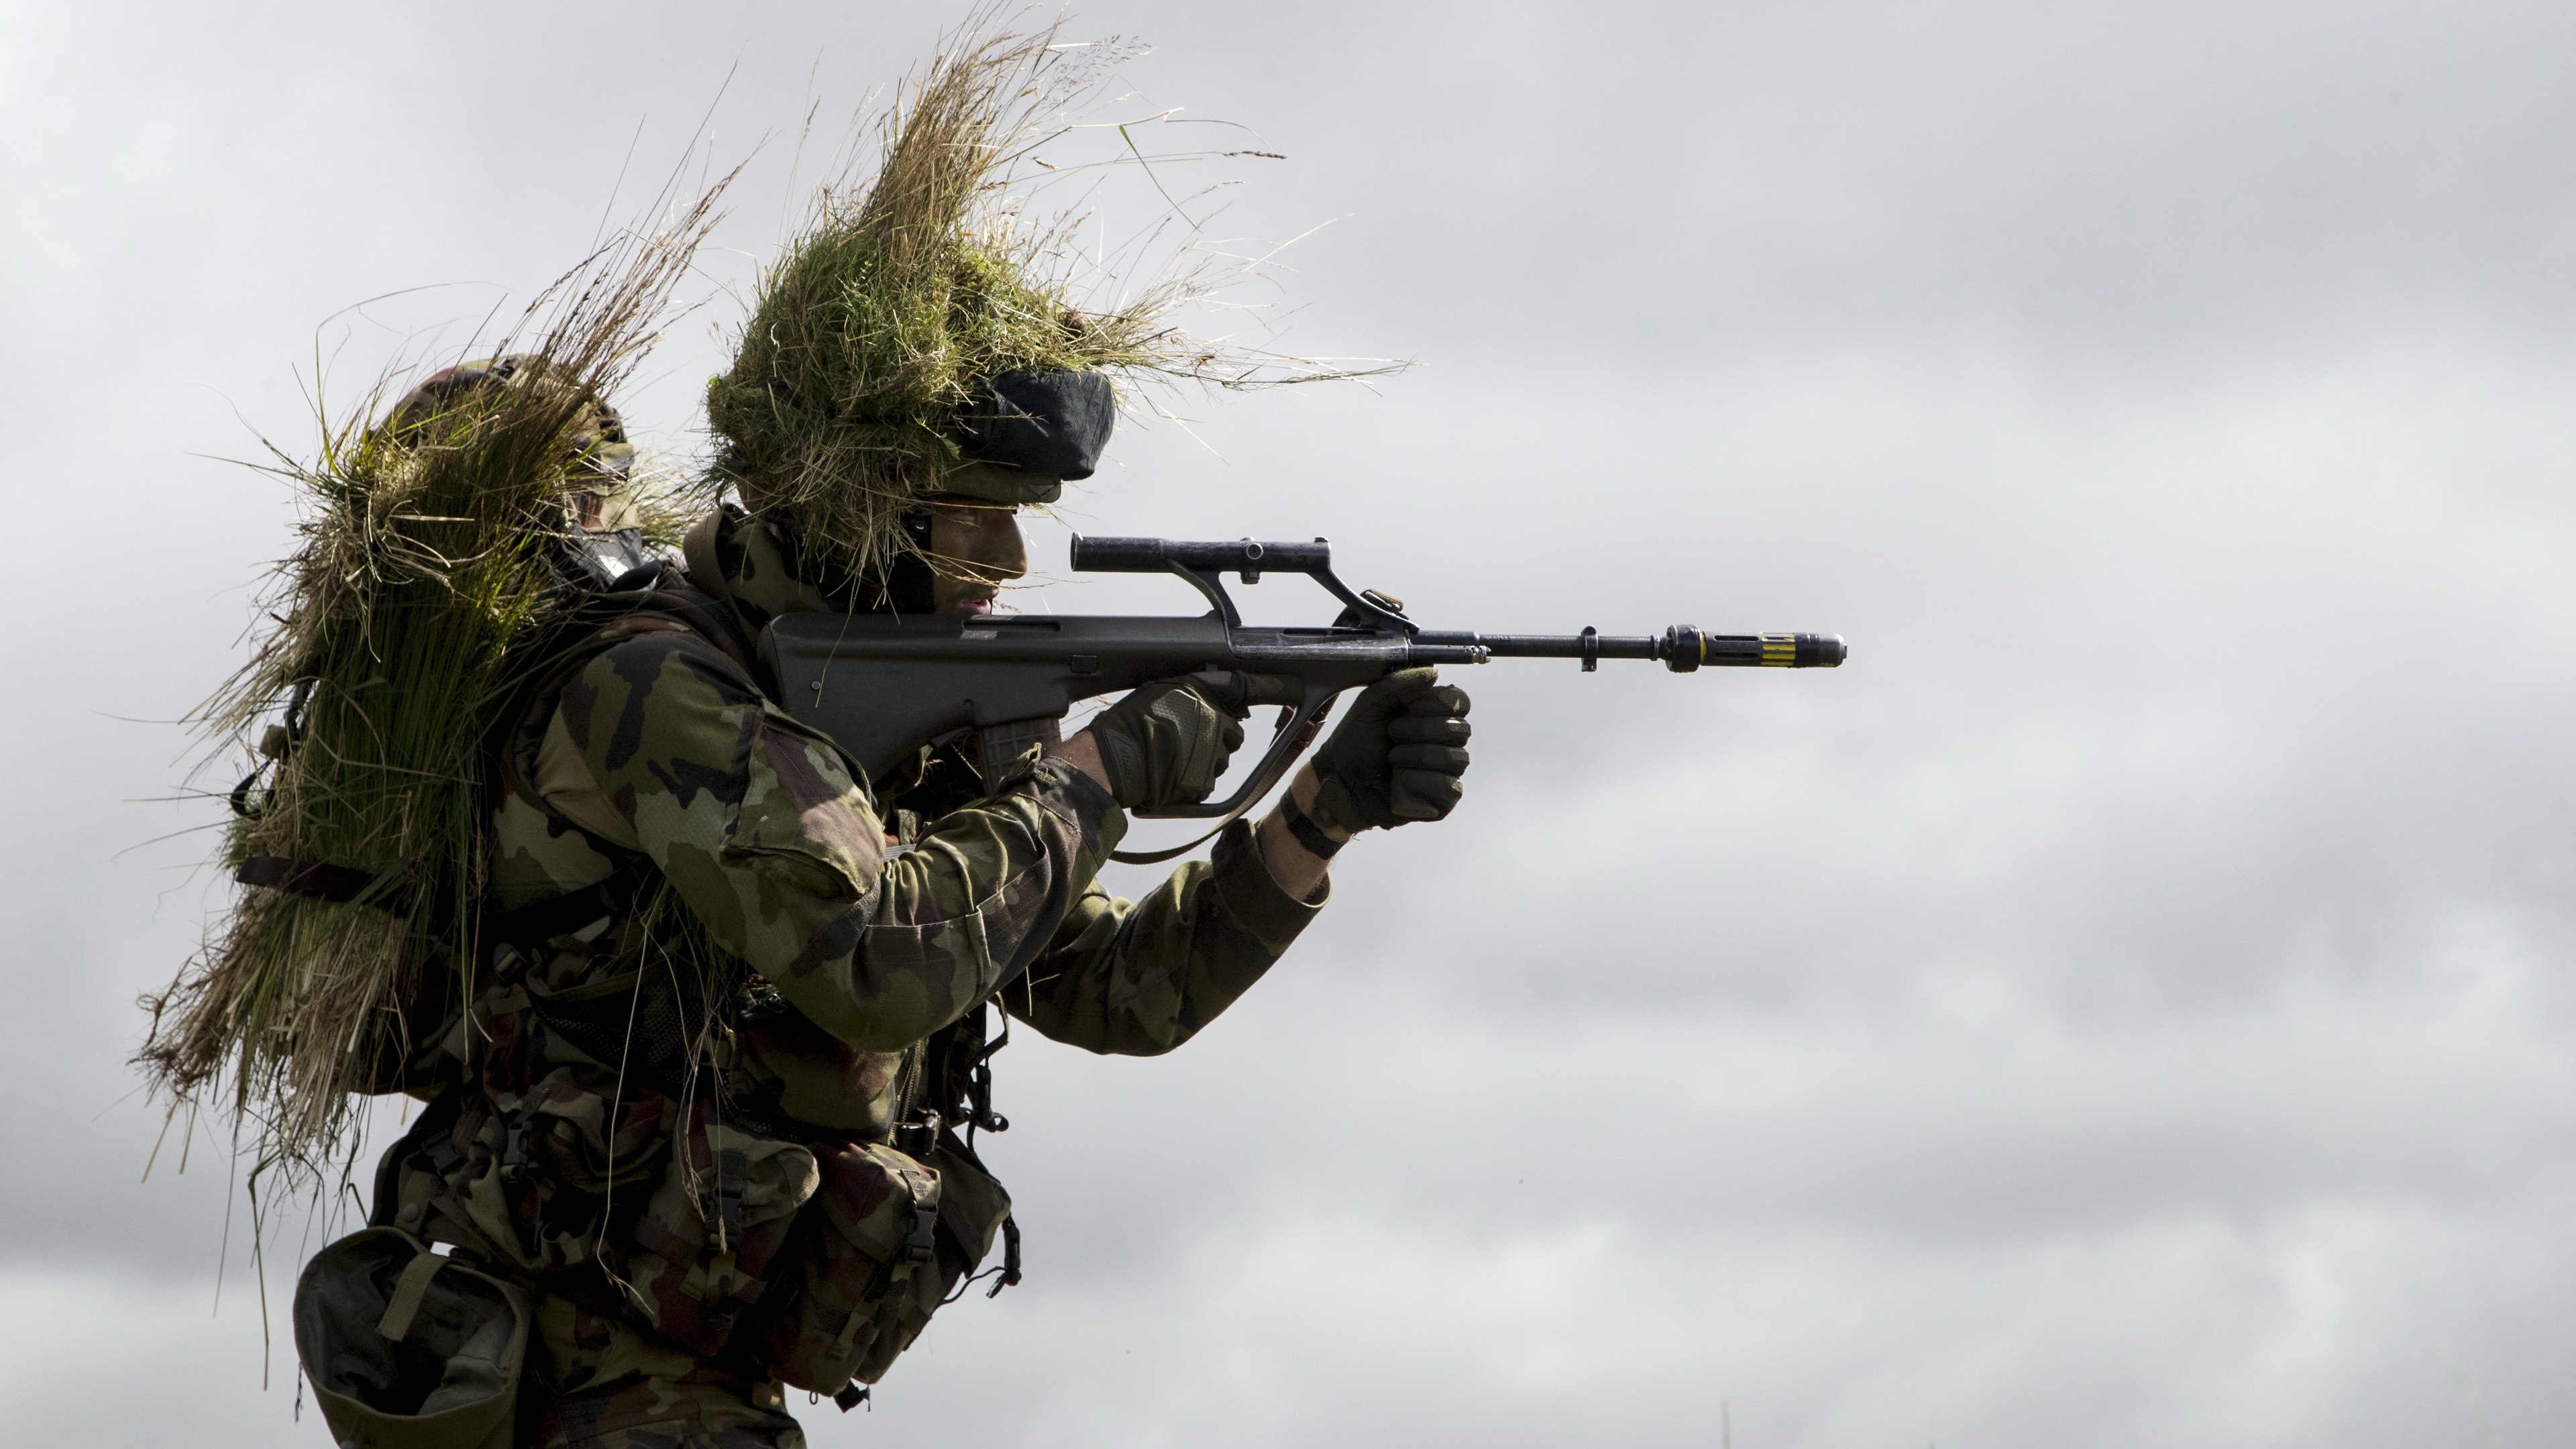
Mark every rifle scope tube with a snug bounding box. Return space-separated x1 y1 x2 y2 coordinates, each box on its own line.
1412 629 1847 669
1073 535 1335 575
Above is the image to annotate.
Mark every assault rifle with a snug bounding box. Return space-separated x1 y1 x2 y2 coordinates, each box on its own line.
765 536 1846 862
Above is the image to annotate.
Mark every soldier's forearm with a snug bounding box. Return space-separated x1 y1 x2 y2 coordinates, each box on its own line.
778 756 1123 1051
1009 812 1324 1055
1252 762 1346 904
1044 730 1112 792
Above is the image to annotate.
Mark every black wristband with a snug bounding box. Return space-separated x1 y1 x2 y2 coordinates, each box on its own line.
1279 795 1345 860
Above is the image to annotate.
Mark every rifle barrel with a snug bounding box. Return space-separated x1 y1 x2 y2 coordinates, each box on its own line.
1414 629 1846 671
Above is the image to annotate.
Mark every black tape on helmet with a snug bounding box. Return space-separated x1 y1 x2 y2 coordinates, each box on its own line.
954 370 1115 482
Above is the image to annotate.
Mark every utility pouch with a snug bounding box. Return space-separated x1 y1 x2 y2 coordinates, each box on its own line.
614 1104 818 1355
747 1132 1013 1393
292 1228 530 1449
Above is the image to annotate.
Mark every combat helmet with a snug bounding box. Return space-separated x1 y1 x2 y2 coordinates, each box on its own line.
702 20 1378 598
384 354 652 583
700 33 1149 594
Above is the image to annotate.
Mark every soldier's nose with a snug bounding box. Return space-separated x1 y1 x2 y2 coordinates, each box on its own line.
987 515 1028 582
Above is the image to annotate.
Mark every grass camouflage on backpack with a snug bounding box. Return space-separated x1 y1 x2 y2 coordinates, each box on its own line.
139 194 723 1186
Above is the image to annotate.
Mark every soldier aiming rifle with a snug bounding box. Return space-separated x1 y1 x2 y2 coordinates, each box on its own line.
154 25 1841 1449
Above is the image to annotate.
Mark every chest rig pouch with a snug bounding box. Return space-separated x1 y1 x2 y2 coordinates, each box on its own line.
735 994 1016 1393
746 1124 1014 1394
615 1099 820 1354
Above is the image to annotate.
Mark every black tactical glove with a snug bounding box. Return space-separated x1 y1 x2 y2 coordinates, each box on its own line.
1309 667 1472 830
1085 673 1277 812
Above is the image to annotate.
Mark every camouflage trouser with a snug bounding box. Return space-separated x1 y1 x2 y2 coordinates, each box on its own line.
523 1293 808 1449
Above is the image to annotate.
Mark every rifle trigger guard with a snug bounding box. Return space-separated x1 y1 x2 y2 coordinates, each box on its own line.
1112 678 1341 864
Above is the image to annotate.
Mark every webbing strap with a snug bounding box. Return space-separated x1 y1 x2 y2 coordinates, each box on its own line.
680 512 731 606
376 1249 447 1342
234 855 398 904
484 859 649 954
672 513 772 690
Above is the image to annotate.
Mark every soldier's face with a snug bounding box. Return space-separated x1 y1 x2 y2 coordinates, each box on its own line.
926 500 1028 616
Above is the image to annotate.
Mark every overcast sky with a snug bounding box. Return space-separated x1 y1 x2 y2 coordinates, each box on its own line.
7 2 2576 1445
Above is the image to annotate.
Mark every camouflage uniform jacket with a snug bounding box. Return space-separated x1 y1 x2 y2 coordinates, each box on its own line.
377 506 1326 1428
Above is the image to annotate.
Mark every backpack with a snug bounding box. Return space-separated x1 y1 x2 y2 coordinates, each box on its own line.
139 354 683 1180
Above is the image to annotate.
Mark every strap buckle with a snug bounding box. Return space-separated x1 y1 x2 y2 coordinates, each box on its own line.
903 1201 938 1267
892 1108 942 1159
499 1113 532 1185
711 1146 747 1251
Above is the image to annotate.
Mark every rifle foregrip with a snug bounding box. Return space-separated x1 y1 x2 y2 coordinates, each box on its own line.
976 716 1063 780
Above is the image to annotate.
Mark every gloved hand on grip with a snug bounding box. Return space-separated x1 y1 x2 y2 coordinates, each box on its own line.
1309 667 1472 831
1083 673 1283 812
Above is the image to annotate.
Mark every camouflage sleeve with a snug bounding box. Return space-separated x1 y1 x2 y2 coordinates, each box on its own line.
1002 819 1326 1057
538 629 1128 1052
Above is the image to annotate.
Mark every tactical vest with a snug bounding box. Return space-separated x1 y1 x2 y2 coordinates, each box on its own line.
366 561 1021 1405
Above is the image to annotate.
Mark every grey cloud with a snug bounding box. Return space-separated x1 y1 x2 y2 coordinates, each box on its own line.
9 1 2576 1444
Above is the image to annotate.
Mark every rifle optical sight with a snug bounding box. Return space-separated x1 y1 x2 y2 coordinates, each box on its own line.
1071 535 1333 580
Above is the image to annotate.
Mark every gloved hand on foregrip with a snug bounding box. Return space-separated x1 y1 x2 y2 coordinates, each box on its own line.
1309 667 1472 830
1085 674 1263 812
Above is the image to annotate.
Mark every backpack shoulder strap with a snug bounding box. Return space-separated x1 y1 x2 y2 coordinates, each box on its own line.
484 568 769 919
585 556 766 681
